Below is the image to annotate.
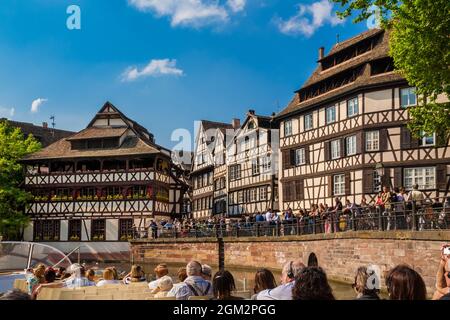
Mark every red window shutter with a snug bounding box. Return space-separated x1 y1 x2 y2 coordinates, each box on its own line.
324 141 330 161
356 131 363 154
328 175 333 197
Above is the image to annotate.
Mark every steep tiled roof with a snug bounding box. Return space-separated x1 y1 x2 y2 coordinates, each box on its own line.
3 119 74 147
66 127 127 140
21 102 165 161
201 120 233 131
22 136 159 161
277 29 406 118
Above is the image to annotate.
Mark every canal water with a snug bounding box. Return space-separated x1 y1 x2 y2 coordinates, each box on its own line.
94 261 368 300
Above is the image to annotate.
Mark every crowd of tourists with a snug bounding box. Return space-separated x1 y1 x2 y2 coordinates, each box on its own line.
143 186 450 239
2 244 449 301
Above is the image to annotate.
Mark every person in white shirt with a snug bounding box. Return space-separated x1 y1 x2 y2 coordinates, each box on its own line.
257 259 305 300
151 275 173 298
148 264 169 290
96 268 120 287
167 261 213 300
265 209 273 222
201 264 212 282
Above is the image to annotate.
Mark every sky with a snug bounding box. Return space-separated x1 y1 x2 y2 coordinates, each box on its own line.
0 0 370 150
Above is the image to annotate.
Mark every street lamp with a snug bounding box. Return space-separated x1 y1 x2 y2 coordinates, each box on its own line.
375 162 384 177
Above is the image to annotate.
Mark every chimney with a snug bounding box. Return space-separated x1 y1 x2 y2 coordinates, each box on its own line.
318 46 325 60
231 118 241 129
42 122 48 129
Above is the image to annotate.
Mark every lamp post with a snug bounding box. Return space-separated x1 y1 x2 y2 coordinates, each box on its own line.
375 162 384 231
375 162 384 178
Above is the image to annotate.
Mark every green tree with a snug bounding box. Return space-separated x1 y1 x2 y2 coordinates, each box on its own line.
332 0 450 138
0 120 41 240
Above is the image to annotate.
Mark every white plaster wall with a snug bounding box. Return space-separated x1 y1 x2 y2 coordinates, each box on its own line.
60 220 68 241
106 219 118 241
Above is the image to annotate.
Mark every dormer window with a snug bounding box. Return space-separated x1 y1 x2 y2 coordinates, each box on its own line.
71 137 119 150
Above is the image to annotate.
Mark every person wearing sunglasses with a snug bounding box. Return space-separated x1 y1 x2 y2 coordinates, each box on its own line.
432 245 450 300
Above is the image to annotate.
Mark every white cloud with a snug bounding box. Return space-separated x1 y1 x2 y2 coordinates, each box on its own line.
227 0 246 13
0 106 15 118
128 0 246 28
121 59 184 82
275 0 344 37
31 98 48 113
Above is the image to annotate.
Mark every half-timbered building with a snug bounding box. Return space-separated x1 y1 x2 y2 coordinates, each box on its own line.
227 110 279 215
21 102 187 245
191 120 236 219
276 29 450 211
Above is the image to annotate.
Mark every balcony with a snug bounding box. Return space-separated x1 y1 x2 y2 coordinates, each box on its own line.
27 195 171 216
25 168 170 186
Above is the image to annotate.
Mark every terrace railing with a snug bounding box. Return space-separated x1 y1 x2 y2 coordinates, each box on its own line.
135 200 450 240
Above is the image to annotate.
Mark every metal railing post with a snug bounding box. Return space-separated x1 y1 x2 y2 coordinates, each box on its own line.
256 223 260 237
312 217 316 234
352 211 357 231
378 208 383 231
412 201 417 231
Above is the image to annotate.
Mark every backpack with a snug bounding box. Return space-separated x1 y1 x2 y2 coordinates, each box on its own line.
391 193 398 203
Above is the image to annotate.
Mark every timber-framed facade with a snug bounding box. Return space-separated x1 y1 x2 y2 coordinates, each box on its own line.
21 102 187 242
227 110 279 215
191 120 235 219
276 29 450 212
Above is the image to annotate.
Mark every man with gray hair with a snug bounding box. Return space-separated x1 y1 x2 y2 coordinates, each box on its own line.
257 259 305 300
167 260 213 300
201 264 212 281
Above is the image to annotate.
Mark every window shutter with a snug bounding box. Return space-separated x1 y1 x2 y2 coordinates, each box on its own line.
283 183 290 202
400 126 411 149
344 172 351 195
328 175 333 197
436 164 448 190
363 169 374 194
282 150 290 169
305 145 311 164
356 131 363 154
290 149 296 166
295 179 304 200
394 167 402 189
340 138 346 158
324 141 330 161
382 169 391 188
379 129 388 151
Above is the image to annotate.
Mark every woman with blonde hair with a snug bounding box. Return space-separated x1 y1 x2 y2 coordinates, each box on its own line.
352 266 380 300
25 264 45 294
97 268 120 286
123 265 146 284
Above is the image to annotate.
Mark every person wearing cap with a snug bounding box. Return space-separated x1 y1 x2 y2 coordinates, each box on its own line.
148 263 169 290
201 264 212 281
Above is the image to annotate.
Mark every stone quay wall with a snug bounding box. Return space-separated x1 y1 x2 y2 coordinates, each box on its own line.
131 231 450 294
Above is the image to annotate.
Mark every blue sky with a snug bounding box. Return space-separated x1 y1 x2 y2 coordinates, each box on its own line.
0 0 369 149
